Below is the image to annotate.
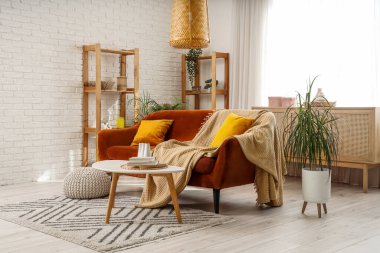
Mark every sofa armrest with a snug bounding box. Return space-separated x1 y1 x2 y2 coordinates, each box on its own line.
211 137 256 188
97 125 139 160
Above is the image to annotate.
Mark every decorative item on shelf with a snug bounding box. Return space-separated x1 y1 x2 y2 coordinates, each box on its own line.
117 76 127 91
186 49 203 89
281 97 296 107
191 86 201 91
282 76 339 218
116 117 124 129
102 108 113 129
169 0 210 49
203 78 218 89
268 96 295 107
87 80 115 90
268 97 281 107
311 88 336 107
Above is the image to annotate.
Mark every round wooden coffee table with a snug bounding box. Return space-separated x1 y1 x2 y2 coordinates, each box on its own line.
92 160 185 224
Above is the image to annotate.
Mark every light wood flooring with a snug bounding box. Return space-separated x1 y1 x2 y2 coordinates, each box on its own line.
1 176 380 253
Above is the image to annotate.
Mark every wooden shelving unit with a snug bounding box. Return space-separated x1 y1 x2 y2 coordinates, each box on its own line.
181 51 229 110
82 43 139 166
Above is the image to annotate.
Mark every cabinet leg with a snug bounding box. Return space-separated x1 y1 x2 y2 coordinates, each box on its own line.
363 166 368 193
317 203 322 218
322 203 327 214
301 201 307 214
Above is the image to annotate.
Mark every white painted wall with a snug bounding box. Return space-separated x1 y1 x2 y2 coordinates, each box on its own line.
198 0 233 109
0 0 182 185
0 0 234 185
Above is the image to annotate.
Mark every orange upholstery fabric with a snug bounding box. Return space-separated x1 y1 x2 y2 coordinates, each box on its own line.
106 146 139 160
143 110 212 141
98 126 139 161
188 138 255 189
97 109 256 192
193 157 216 174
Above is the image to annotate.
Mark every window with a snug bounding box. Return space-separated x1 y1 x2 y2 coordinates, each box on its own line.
262 0 380 106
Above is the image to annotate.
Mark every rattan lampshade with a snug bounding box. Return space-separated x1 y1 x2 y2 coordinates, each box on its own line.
170 0 210 49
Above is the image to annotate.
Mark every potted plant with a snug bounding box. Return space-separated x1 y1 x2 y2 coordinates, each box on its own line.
129 91 185 121
186 49 203 90
283 76 339 218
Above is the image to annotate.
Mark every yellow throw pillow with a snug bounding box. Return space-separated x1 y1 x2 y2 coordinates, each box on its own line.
210 113 254 147
131 119 173 146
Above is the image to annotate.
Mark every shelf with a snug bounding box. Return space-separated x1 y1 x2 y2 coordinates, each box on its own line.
83 45 135 55
84 86 135 94
85 126 134 133
188 52 228 60
101 48 134 55
82 44 139 166
182 51 229 110
185 89 227 95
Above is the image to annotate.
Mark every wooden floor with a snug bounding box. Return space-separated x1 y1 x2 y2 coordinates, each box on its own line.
1 176 380 253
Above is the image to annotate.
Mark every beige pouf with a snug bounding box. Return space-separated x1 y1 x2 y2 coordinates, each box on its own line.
63 168 111 199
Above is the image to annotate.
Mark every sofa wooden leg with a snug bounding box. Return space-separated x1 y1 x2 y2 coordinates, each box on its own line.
213 189 220 214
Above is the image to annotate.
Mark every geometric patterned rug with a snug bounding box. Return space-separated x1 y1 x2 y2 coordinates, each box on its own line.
0 194 233 252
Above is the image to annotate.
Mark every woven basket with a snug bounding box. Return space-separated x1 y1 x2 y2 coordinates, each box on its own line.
63 168 111 199
87 80 115 90
170 0 210 49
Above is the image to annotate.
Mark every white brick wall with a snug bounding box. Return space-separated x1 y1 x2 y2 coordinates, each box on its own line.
0 0 183 185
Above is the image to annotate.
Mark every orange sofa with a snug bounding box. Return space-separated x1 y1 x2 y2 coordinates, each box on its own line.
97 110 256 213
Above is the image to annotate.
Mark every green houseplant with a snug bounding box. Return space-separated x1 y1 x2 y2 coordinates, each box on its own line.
282 76 339 217
186 49 203 90
129 92 185 121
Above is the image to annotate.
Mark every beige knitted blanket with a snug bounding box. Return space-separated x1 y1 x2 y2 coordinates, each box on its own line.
137 109 287 208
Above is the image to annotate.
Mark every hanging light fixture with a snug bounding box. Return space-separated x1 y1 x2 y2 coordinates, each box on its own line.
170 0 210 49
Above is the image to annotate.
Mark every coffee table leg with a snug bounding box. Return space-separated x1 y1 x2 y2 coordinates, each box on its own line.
105 173 119 224
110 174 119 208
165 174 182 224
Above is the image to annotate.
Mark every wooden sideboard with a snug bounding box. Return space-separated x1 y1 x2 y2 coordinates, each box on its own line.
252 107 380 192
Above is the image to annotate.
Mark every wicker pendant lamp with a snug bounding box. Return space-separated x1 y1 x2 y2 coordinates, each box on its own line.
170 0 210 49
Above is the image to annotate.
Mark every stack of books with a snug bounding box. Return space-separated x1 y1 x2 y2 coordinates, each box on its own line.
122 157 167 170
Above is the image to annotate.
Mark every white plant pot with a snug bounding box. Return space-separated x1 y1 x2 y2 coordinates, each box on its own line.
302 168 331 203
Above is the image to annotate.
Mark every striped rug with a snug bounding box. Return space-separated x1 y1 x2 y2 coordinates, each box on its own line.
0 194 232 252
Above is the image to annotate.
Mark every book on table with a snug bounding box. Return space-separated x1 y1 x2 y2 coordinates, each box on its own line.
122 157 167 169
128 157 156 162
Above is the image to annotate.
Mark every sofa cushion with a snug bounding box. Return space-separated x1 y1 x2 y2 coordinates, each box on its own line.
210 113 254 147
193 157 216 174
131 119 173 146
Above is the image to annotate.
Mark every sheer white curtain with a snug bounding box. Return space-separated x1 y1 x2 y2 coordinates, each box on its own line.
262 0 380 107
230 0 270 109
261 0 380 187
231 0 380 187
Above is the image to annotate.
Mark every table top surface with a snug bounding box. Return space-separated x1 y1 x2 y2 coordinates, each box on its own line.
92 160 185 174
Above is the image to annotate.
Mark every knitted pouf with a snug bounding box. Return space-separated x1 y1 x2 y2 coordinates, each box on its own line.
63 168 111 199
